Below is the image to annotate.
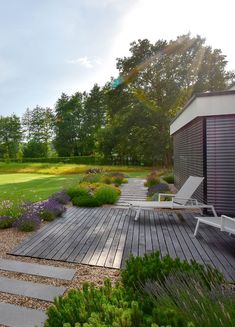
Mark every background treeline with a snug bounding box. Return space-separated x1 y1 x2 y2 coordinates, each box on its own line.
0 35 234 166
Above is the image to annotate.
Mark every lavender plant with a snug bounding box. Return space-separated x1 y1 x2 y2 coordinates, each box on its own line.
39 198 66 221
50 191 71 204
13 211 41 232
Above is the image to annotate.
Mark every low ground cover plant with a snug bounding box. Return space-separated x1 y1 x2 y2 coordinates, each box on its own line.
0 190 69 232
45 252 231 327
162 173 174 184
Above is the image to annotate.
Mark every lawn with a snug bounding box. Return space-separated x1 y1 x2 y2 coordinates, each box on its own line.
0 173 81 203
0 163 156 203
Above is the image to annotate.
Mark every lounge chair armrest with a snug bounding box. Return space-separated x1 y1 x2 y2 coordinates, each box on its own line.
158 193 175 201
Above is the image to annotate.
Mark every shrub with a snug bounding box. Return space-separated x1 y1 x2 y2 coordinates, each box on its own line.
85 167 104 174
121 252 224 292
145 171 160 187
0 200 23 218
50 191 71 204
67 186 89 199
81 173 102 183
100 175 112 184
112 176 124 186
0 216 15 229
163 174 174 184
45 280 147 327
72 195 101 207
144 273 235 327
94 185 119 204
147 183 170 197
39 199 66 221
13 213 41 232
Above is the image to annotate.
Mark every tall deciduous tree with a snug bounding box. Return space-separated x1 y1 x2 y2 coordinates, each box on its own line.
54 92 84 156
99 34 234 165
81 84 106 155
22 106 54 157
0 115 22 159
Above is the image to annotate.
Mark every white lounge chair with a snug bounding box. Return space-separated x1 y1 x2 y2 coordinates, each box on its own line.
126 176 217 221
194 215 235 236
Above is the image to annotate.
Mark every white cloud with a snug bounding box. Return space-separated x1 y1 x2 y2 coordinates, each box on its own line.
66 56 102 69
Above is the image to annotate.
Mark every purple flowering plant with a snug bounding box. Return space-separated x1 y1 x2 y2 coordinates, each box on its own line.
39 198 66 221
50 191 71 204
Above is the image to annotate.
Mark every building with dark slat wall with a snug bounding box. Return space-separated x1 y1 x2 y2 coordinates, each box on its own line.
170 84 235 216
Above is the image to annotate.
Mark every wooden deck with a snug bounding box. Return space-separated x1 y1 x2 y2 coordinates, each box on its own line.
10 206 235 282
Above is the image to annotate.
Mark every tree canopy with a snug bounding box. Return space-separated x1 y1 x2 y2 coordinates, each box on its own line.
0 35 234 164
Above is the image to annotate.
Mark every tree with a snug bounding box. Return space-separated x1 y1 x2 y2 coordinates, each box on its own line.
0 115 22 159
81 84 106 155
54 92 84 156
99 35 234 165
22 106 54 157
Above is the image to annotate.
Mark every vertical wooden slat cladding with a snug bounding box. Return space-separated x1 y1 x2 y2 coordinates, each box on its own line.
206 115 235 215
173 118 204 203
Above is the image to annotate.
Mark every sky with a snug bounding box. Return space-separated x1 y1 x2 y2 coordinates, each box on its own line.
0 0 235 116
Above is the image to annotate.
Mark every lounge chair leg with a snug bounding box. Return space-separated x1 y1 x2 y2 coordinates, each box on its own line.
126 204 133 217
134 207 141 221
194 219 200 236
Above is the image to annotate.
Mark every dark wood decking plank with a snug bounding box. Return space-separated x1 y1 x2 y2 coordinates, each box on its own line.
131 212 140 257
112 211 131 269
121 211 135 268
162 211 187 261
186 214 235 280
11 207 79 255
60 207 111 262
171 212 210 265
167 212 194 262
102 209 127 267
149 210 161 252
89 209 122 266
158 211 176 259
77 208 115 264
42 208 99 260
182 212 233 281
138 213 146 257
29 208 88 258
145 210 153 254
152 211 168 257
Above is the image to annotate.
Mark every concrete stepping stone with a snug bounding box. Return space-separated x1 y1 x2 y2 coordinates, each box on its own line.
0 276 66 302
0 259 75 280
0 302 46 327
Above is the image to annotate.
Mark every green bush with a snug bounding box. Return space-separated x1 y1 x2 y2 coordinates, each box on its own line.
72 195 101 207
94 185 119 204
121 252 224 292
100 175 112 184
45 253 231 327
81 173 102 183
67 186 89 199
45 280 170 327
162 174 174 184
0 216 15 229
144 273 235 327
18 220 38 232
40 211 56 221
112 176 124 186
145 171 160 187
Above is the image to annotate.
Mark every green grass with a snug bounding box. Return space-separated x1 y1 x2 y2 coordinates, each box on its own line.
0 173 81 203
0 163 151 176
0 163 169 204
